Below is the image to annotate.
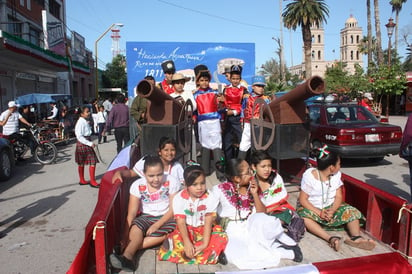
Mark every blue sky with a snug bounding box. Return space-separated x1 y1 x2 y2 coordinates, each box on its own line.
66 0 412 71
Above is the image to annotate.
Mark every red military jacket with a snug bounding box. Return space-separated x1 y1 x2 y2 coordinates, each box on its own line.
159 79 174 94
242 93 271 123
223 85 247 114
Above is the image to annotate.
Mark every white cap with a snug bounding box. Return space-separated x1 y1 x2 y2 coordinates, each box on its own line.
363 92 373 100
8 101 19 108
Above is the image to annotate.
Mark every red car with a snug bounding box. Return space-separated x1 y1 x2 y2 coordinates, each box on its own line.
308 103 402 161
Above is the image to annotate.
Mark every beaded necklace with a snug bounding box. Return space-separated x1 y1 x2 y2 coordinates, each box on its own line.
317 169 331 209
234 184 254 221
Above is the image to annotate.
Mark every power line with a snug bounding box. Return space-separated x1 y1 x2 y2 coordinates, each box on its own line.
157 0 279 31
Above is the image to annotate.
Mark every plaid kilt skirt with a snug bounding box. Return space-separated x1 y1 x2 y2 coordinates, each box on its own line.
75 140 98 165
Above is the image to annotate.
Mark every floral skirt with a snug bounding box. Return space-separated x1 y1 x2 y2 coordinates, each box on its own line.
297 203 365 230
158 225 228 264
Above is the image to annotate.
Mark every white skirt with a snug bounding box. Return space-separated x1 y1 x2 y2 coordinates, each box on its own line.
225 213 295 270
198 119 222 150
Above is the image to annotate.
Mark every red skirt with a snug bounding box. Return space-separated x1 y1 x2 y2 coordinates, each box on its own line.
75 141 98 165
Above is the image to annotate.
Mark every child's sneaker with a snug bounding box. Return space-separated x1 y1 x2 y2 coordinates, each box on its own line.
109 253 136 272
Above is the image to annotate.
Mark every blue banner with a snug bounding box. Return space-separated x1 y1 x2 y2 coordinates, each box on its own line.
126 42 255 98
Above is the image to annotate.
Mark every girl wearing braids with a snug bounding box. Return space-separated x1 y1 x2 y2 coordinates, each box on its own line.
297 145 376 252
212 159 302 270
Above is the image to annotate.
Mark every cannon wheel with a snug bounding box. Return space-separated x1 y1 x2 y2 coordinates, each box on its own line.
250 98 276 151
177 100 194 155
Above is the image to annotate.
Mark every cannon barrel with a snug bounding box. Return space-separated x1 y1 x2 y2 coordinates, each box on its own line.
269 76 325 124
136 79 183 124
137 79 175 105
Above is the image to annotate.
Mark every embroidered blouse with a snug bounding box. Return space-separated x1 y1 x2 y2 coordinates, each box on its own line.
173 189 218 227
258 171 295 213
129 174 180 216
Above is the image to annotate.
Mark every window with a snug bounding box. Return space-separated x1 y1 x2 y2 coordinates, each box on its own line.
20 0 24 6
350 35 353 44
356 51 359 60
29 27 40 46
34 0 45 7
7 17 22 38
350 51 354 60
309 107 321 124
49 0 61 19
318 50 321 60
318 35 321 43
311 50 315 60
356 35 359 44
27 0 31 10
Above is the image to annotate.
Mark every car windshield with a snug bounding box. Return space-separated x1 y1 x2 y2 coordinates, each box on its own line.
326 105 378 124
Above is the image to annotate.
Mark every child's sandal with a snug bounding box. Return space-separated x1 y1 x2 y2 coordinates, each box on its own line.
328 236 342 251
344 235 376 251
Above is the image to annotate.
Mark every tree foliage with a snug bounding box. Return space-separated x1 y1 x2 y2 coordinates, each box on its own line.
102 55 127 91
282 0 329 79
369 64 406 97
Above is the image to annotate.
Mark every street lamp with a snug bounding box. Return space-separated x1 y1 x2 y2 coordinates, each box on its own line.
385 18 396 117
385 18 396 67
94 23 124 99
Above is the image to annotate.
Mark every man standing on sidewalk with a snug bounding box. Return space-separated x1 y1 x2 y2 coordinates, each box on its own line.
104 94 130 153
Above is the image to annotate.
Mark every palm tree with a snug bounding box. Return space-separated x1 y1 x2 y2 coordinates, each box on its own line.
282 0 329 79
366 0 373 71
373 0 383 65
390 0 407 52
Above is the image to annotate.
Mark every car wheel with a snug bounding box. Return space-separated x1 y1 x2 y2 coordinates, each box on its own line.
369 157 384 163
0 149 12 181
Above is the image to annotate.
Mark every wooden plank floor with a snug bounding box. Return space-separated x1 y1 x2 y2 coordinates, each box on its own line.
114 175 394 274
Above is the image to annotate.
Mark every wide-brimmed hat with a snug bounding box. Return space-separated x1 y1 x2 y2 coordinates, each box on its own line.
161 60 176 74
194 64 211 81
171 73 190 83
8 101 19 108
363 92 373 100
252 75 266 86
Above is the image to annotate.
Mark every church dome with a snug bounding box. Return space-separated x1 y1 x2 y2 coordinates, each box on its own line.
345 15 358 28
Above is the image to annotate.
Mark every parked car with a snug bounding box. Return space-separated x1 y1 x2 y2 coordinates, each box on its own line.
0 137 14 181
307 102 402 162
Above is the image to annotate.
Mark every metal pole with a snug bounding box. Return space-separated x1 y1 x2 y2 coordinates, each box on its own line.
94 23 116 99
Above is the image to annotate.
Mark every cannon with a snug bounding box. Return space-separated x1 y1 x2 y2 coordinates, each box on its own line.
251 76 325 173
135 79 194 159
137 79 184 125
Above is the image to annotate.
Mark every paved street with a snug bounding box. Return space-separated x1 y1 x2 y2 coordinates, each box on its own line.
0 134 118 273
340 115 411 202
0 115 410 273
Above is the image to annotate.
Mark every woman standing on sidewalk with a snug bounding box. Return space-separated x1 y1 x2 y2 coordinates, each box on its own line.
75 106 99 188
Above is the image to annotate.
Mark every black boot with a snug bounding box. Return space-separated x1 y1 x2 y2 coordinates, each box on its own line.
200 147 211 175
212 149 226 182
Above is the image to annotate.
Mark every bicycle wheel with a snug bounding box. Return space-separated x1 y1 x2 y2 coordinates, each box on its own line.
34 142 57 164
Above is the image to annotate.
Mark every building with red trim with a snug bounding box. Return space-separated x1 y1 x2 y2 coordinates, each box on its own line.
0 0 95 109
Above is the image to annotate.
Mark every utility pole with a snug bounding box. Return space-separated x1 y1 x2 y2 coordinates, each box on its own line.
279 0 286 83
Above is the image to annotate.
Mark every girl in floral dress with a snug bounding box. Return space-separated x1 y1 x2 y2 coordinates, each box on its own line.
298 146 376 251
109 156 181 272
158 165 228 264
251 150 305 242
213 159 302 270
